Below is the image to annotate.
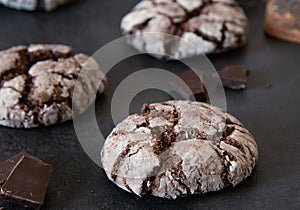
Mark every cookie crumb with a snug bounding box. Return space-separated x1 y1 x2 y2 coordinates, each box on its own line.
265 83 272 88
64 181 69 186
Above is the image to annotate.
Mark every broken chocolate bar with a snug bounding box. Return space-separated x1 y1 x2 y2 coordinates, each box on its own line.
168 70 207 102
0 153 26 186
0 153 52 209
217 65 250 90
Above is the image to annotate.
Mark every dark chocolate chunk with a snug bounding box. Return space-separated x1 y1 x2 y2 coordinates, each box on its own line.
168 70 207 102
0 153 52 209
217 65 250 90
0 153 26 186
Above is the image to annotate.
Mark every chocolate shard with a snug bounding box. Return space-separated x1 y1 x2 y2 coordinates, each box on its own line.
0 153 27 186
0 153 52 209
168 70 207 102
217 65 250 90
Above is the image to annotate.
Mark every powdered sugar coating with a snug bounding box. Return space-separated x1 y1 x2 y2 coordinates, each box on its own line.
101 101 258 198
0 44 106 128
121 0 248 59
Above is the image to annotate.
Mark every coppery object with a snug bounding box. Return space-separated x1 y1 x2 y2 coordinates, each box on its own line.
265 0 300 44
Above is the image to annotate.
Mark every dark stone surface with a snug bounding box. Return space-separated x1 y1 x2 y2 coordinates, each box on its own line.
0 0 300 209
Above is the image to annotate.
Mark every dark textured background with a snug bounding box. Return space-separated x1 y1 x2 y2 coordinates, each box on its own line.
0 0 300 209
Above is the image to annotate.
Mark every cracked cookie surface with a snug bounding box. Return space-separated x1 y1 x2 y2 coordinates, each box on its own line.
0 0 72 11
101 101 258 199
0 44 106 128
121 0 248 59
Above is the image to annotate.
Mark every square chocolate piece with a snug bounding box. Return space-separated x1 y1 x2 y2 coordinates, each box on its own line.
0 153 26 186
217 65 250 90
0 153 52 209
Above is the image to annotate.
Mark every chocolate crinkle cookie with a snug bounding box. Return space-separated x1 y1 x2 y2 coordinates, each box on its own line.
101 101 258 199
0 44 106 128
121 0 248 59
0 0 72 11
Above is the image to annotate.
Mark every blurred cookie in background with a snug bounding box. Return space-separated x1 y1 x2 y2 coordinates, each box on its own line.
0 0 73 11
265 0 300 44
121 0 249 60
